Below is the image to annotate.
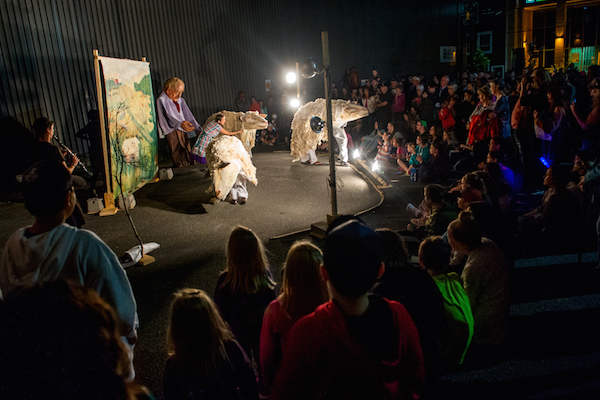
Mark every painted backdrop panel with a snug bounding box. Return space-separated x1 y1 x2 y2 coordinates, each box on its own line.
99 56 158 199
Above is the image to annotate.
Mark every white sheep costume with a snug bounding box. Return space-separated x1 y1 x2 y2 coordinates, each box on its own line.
206 135 257 201
290 99 368 162
203 111 267 155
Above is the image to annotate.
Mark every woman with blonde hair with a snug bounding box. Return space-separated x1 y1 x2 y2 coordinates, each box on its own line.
215 226 276 364
164 288 258 399
259 241 328 396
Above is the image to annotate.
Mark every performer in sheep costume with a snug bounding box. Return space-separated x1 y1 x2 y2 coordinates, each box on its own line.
206 135 257 204
203 110 268 155
290 99 368 164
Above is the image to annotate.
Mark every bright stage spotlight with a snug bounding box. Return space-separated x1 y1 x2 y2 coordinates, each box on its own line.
372 161 380 172
290 98 300 108
353 149 361 159
286 72 297 84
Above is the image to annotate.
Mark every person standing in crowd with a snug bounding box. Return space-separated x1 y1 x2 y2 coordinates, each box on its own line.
273 219 424 400
512 68 551 186
572 78 600 269
392 79 406 122
236 91 249 112
375 81 394 128
214 226 276 367
164 288 259 400
156 77 202 167
260 241 328 398
372 229 446 389
249 96 261 113
490 78 512 140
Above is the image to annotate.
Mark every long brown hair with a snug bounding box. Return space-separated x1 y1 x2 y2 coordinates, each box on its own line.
279 241 328 322
220 226 275 294
167 288 235 380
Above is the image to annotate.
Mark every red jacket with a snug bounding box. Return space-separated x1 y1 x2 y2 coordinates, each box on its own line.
273 297 425 400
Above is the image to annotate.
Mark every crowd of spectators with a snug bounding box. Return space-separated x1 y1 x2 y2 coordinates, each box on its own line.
2 63 600 399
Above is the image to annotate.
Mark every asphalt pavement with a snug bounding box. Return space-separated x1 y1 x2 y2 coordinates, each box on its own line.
1 143 599 399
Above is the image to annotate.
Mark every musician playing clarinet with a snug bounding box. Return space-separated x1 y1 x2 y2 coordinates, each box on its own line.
30 117 86 227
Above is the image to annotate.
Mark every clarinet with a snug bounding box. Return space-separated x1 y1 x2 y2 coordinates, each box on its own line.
54 135 93 176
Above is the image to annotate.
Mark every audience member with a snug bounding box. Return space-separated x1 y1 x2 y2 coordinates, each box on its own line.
374 131 392 164
490 78 512 140
392 81 406 122
273 219 424 399
372 229 446 386
259 241 328 398
164 288 258 400
236 91 249 112
0 160 139 378
447 212 510 355
482 162 513 214
375 81 394 127
0 280 148 400
214 226 276 365
517 165 582 253
420 141 451 183
419 237 474 366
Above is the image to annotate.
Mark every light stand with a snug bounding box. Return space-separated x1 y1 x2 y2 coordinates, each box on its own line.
321 31 338 221
300 32 339 237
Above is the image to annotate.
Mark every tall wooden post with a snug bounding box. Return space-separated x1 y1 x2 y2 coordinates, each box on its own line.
93 49 118 216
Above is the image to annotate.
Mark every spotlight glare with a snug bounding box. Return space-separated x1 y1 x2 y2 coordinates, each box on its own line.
286 72 297 84
353 149 361 159
372 161 380 172
290 98 300 108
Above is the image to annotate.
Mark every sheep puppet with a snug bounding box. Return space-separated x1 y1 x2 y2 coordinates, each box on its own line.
204 111 267 201
290 98 368 162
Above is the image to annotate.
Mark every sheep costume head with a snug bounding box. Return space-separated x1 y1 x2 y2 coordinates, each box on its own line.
204 111 268 154
206 135 257 201
290 99 368 161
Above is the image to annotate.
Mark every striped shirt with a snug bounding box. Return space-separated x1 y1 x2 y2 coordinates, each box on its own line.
192 121 222 157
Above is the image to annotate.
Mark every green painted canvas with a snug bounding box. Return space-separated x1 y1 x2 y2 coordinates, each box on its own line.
99 57 158 199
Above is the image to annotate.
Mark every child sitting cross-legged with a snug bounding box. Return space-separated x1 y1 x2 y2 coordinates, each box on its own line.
397 134 431 177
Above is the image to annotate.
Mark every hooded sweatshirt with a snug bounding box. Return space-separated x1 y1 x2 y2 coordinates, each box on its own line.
0 223 138 338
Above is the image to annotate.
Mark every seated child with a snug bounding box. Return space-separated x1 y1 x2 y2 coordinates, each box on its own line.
397 142 416 175
261 123 278 146
390 137 405 163
419 237 474 366
374 132 392 164
397 134 431 177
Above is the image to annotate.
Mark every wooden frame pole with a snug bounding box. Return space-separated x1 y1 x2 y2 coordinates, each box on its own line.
93 49 118 216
